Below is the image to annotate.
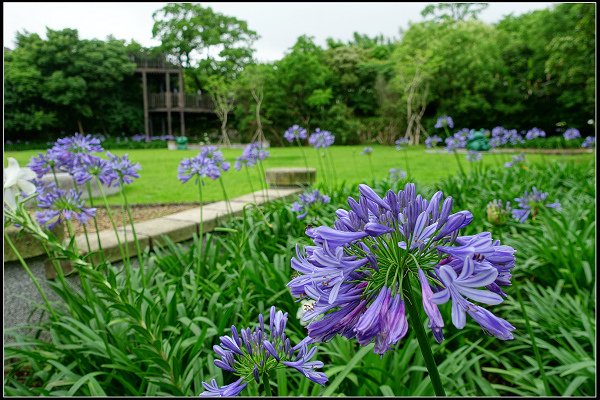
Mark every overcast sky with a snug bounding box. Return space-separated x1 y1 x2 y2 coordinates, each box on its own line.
4 2 558 62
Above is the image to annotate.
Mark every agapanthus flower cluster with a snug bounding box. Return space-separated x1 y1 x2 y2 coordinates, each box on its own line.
235 142 270 170
106 152 142 186
504 153 526 168
466 151 482 162
51 133 105 171
291 189 331 220
512 187 561 223
361 147 373 155
289 183 516 356
395 138 410 150
525 127 546 141
486 200 512 226
308 129 335 149
563 128 581 140
284 125 308 143
582 136 596 148
425 135 442 148
36 185 96 229
504 129 525 146
178 147 230 184
444 130 469 152
389 168 407 181
434 115 454 129
71 155 118 187
200 306 327 397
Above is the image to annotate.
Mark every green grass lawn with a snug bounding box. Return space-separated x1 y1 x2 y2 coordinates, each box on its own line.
4 145 594 205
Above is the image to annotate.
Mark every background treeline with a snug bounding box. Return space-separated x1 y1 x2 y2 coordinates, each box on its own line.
4 3 595 144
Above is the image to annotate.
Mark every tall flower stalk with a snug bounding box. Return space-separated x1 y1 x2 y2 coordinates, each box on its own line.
309 128 335 190
235 142 269 202
284 125 310 171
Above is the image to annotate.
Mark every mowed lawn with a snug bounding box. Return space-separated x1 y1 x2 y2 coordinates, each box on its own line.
5 145 594 205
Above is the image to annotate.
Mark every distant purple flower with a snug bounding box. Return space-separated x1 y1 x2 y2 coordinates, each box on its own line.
44 133 105 174
36 187 96 229
106 152 141 186
71 155 118 186
425 135 442 148
234 142 269 170
582 136 595 148
289 182 516 356
504 129 525 146
178 147 229 184
284 125 308 142
512 187 561 223
525 127 546 141
361 147 373 155
466 151 482 162
504 153 525 168
291 189 330 219
435 115 454 129
200 306 327 397
389 168 407 181
563 128 581 140
395 138 409 150
309 129 335 149
131 134 146 142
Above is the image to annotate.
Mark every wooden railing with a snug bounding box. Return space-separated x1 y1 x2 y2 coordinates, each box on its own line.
130 54 180 69
148 92 214 110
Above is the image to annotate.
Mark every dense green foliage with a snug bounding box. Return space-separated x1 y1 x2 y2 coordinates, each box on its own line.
4 160 595 396
4 3 595 144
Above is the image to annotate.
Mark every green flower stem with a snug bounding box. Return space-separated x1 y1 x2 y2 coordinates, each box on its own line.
316 150 328 189
262 372 272 397
403 274 446 396
197 181 204 258
325 148 338 188
257 160 269 201
402 150 412 177
296 138 310 171
4 231 57 320
120 186 145 284
85 182 106 263
367 155 375 182
218 176 234 215
244 166 258 203
95 177 130 284
452 149 466 177
514 280 551 395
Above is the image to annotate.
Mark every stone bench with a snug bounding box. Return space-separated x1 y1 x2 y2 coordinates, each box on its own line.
265 167 316 187
4 222 65 262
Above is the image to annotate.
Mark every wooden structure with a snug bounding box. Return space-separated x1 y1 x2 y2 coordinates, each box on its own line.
131 55 215 139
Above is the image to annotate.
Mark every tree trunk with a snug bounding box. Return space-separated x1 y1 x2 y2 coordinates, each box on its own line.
77 120 85 135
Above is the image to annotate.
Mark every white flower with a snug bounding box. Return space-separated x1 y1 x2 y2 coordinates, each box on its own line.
3 157 37 209
296 299 316 326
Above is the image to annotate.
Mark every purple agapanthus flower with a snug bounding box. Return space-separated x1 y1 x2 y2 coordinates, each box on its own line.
395 138 410 150
466 151 482 162
200 306 327 397
512 187 561 223
503 129 525 146
308 129 335 149
389 168 407 181
361 147 373 155
445 132 468 152
435 115 454 129
234 142 269 170
425 135 442 148
178 147 229 184
289 182 516 356
50 133 105 171
581 136 595 148
525 128 546 141
291 189 330 219
106 152 141 186
504 153 526 168
563 128 581 140
28 152 60 179
131 134 146 142
71 155 118 187
284 125 308 143
36 186 96 229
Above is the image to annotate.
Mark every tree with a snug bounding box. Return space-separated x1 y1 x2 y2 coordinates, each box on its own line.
4 28 140 139
235 64 271 143
421 3 488 22
206 76 236 146
152 3 259 88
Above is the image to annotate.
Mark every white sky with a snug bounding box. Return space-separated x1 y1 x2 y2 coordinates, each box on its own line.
4 2 558 62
